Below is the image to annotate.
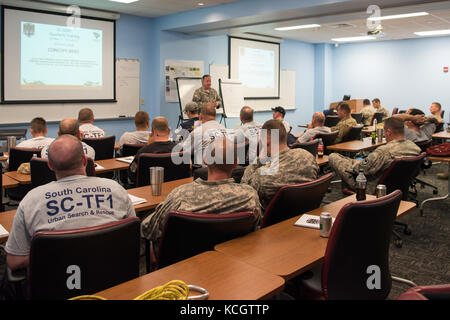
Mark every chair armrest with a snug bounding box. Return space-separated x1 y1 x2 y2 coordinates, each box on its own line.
6 266 27 282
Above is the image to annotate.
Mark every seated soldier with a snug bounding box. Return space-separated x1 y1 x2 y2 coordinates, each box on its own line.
394 108 438 142
117 111 151 154
5 135 136 271
330 102 357 144
16 117 54 149
372 98 390 121
180 101 200 132
128 117 178 184
241 119 319 209
141 137 262 255
78 108 105 138
296 112 330 144
360 99 375 126
429 102 443 123
329 117 421 194
41 119 95 160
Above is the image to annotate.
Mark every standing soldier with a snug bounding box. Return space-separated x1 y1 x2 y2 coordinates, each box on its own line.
192 74 222 111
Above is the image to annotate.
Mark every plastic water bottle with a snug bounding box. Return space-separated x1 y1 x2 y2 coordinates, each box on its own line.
317 139 324 158
356 169 367 201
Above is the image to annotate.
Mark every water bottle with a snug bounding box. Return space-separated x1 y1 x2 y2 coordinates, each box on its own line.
317 139 324 158
356 169 367 201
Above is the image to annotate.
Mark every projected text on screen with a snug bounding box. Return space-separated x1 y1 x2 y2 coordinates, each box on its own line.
238 47 274 89
21 22 103 88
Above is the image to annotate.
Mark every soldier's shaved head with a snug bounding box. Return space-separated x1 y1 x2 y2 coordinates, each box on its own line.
78 108 94 123
201 102 216 120
312 112 325 126
59 118 80 137
48 135 86 179
151 117 169 134
240 106 254 123
205 137 237 176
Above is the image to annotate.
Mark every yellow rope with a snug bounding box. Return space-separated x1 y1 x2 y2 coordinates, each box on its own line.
68 280 189 300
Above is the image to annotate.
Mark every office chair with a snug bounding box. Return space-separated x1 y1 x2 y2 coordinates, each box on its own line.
82 136 116 161
314 131 339 155
370 112 384 125
392 107 399 116
290 139 319 157
135 152 191 187
119 143 146 186
260 173 333 228
440 109 445 121
324 116 340 128
351 113 363 124
146 211 256 272
411 140 438 196
5 217 141 300
0 172 4 212
397 284 450 300
296 190 417 299
342 125 364 142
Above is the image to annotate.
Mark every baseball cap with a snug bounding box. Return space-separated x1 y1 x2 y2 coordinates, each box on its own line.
184 101 199 114
272 106 286 116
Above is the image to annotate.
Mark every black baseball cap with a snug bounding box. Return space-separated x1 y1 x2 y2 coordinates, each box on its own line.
272 106 286 116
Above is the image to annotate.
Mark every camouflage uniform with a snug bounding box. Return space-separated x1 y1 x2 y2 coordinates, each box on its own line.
330 116 357 144
360 106 375 126
192 87 222 111
241 148 319 208
376 106 390 121
329 139 421 194
141 178 262 253
431 113 443 123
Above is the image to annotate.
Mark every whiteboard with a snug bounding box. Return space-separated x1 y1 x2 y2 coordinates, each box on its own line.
176 77 202 120
0 58 140 124
219 79 245 118
210 64 296 113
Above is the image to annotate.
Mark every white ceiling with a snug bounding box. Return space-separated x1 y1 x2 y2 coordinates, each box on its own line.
17 0 242 18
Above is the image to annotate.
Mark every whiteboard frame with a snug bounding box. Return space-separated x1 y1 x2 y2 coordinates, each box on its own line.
175 77 202 121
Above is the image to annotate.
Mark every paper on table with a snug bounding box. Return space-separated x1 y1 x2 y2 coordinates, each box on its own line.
0 224 9 237
128 194 147 205
294 214 335 229
116 156 134 164
94 163 105 171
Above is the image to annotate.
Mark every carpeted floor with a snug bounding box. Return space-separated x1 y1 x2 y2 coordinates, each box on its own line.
0 162 448 300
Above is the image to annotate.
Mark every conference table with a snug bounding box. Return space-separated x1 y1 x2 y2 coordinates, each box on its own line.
215 194 416 281
327 137 386 153
2 174 20 189
432 131 450 140
95 251 285 300
361 125 376 134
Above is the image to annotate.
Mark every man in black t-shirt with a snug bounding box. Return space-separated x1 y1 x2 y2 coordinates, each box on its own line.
128 117 177 184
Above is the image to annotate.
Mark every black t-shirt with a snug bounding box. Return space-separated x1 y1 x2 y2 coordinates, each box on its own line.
180 117 199 132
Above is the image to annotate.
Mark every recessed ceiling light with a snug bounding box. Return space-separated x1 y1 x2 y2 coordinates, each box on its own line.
414 29 450 36
108 0 140 3
367 12 428 21
197 2 205 5
275 24 320 31
331 36 376 42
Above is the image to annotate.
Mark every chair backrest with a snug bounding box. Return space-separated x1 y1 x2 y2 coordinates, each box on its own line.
370 112 384 125
0 173 4 212
157 211 255 269
351 113 363 124
122 143 146 157
397 284 450 300
434 122 444 133
392 107 399 116
8 147 42 171
290 139 319 157
28 217 141 300
324 116 340 128
414 139 432 153
82 136 115 160
377 153 426 200
261 173 333 228
342 125 364 142
314 131 339 155
136 152 191 187
31 158 95 188
440 109 445 119
322 190 403 300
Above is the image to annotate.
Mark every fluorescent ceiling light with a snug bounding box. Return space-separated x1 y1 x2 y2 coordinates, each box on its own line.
414 29 450 36
109 0 140 4
275 24 320 31
368 12 428 21
332 36 376 42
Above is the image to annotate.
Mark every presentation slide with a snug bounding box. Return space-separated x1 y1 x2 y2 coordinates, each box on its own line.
3 7 115 102
230 37 280 99
21 22 103 88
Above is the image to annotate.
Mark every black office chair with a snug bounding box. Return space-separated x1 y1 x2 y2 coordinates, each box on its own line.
6 217 141 300
351 113 363 124
370 112 384 125
290 139 319 157
82 136 116 161
314 131 339 155
397 284 450 300
296 190 408 300
147 211 256 271
135 152 191 187
324 116 340 128
342 125 364 142
7 147 41 201
260 173 333 228
119 144 146 186
411 140 438 196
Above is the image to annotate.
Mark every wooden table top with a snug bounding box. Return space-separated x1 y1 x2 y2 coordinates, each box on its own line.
4 171 31 185
95 251 284 300
0 154 8 162
0 210 15 243
2 174 20 189
362 125 375 133
429 156 450 163
215 194 416 280
432 131 450 140
316 155 328 167
95 158 130 174
327 137 386 152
